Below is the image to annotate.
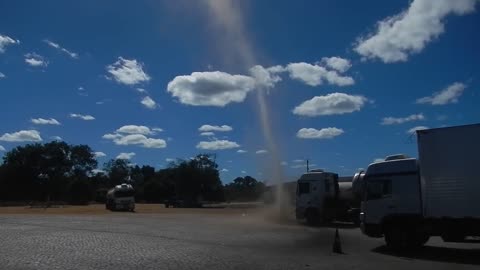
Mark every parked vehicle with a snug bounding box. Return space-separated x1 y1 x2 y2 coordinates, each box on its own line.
360 124 480 249
295 169 360 225
106 183 135 212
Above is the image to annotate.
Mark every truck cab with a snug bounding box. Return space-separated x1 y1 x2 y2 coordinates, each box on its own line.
106 183 135 212
360 156 426 247
295 170 338 224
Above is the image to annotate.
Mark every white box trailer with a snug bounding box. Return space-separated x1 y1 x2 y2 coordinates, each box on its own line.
418 124 480 219
360 124 480 249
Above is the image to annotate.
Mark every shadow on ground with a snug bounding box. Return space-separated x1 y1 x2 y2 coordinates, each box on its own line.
372 245 480 265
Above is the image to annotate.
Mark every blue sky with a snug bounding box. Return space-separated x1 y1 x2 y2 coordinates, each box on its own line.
1 0 479 183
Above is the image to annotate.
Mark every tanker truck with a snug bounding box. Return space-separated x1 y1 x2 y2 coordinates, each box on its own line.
106 183 135 212
295 169 361 225
360 124 480 249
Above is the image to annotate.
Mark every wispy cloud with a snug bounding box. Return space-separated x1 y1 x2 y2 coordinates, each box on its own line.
70 113 95 121
24 53 48 67
407 126 429 134
0 34 19 53
416 82 466 105
381 113 425 125
44 39 78 59
31 118 61 125
198 125 233 132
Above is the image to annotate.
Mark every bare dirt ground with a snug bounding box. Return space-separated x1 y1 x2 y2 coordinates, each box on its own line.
1 204 479 270
0 203 255 215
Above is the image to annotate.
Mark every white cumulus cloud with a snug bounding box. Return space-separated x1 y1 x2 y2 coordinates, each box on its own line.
0 130 42 142
25 53 48 67
198 125 233 132
0 34 19 53
256 149 268 154
293 93 367 117
297 127 344 139
103 133 167 149
94 152 107 158
196 140 240 150
50 136 62 141
321 57 352 73
0 145 5 151
237 149 247 153
167 71 255 107
249 65 284 89
381 113 425 125
116 152 135 160
354 0 478 63
0 72 5 79
31 118 61 125
107 57 151 86
141 96 157 109
44 39 78 59
221 168 229 172
286 62 354 87
70 113 95 120
116 125 152 135
416 82 466 105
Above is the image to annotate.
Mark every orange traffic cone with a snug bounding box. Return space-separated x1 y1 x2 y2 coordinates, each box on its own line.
332 228 343 254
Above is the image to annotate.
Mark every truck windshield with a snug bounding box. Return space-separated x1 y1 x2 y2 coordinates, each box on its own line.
114 190 135 198
297 182 310 195
365 179 391 200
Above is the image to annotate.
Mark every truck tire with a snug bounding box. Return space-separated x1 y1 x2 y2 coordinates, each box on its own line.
385 225 429 250
441 233 465 242
384 225 408 250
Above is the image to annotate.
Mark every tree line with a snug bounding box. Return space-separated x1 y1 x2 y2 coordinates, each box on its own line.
0 141 266 205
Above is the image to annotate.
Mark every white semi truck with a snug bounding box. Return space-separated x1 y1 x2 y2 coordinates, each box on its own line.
360 124 480 249
106 183 135 212
296 169 360 225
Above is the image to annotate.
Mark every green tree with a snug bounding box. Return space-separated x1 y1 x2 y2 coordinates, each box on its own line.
104 159 131 187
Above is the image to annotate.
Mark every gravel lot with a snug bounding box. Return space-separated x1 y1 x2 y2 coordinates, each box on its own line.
1 205 479 270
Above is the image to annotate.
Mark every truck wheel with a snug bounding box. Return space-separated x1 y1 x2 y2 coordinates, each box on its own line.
384 225 408 250
412 233 429 247
441 233 465 242
385 225 428 250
